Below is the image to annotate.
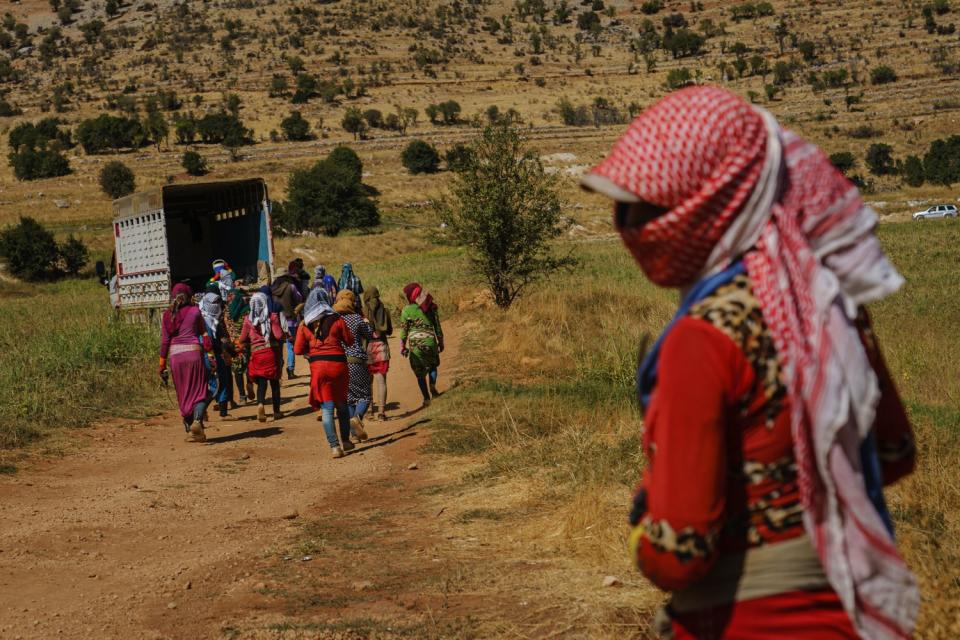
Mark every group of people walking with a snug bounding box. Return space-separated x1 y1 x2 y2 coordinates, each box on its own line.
158 259 444 456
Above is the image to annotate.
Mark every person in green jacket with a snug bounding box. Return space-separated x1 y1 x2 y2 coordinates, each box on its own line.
400 282 444 406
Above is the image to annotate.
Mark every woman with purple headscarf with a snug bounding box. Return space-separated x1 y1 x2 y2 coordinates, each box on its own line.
159 283 214 442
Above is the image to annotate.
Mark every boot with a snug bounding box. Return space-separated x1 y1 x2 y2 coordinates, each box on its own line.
273 409 285 421
257 404 267 423
341 439 356 452
430 384 440 398
286 369 296 380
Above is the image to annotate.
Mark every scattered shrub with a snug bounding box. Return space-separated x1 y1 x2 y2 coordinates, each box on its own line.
923 135 960 185
282 148 379 236
902 155 925 187
0 217 60 280
58 235 88 276
98 161 135 199
665 67 694 90
445 144 474 172
870 65 898 85
401 139 441 174
181 150 208 176
76 114 144 153
829 151 856 174
865 143 896 175
280 110 311 141
341 107 367 140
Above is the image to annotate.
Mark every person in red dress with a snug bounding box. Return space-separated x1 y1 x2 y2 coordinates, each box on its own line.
294 287 355 458
582 86 918 640
239 292 285 423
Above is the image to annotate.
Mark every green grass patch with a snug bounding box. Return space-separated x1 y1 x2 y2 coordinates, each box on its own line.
0 277 162 456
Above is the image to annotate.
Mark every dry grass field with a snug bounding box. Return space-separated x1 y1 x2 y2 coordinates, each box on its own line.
2 0 960 637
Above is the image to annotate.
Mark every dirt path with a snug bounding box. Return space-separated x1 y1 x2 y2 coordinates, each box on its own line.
0 328 471 639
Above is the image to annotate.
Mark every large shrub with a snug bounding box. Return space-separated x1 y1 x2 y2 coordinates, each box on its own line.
181 150 208 176
829 151 856 174
865 143 896 175
328 146 363 184
445 143 474 172
401 139 441 174
7 119 72 180
284 148 379 236
870 65 898 85
76 114 145 153
0 217 60 280
99 161 135 199
902 155 925 187
280 110 311 141
58 235 88 275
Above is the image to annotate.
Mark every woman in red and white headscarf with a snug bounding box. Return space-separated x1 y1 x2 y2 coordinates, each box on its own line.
582 86 917 639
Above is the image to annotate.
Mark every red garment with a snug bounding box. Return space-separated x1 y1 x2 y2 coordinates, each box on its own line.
239 314 283 380
632 277 914 638
672 589 856 640
592 86 917 637
294 320 353 406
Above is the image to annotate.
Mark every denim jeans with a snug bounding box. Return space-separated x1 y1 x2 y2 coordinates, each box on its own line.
286 340 296 372
320 401 351 448
349 399 370 420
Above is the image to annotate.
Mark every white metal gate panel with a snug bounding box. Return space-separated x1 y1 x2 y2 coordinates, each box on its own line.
114 209 170 310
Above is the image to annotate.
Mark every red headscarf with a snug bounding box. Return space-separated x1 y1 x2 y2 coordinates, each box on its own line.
403 282 436 313
585 86 915 639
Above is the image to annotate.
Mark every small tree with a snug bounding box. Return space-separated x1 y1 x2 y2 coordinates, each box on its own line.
327 146 363 183
280 111 311 141
401 139 440 174
865 143 895 175
105 0 119 17
181 150 208 176
902 155 925 187
99 161 135 199
341 107 367 140
435 125 575 308
285 149 379 236
0 217 60 281
362 109 383 129
58 234 89 275
829 151 856 175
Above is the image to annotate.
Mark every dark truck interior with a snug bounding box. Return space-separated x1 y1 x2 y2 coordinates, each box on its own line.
163 179 270 292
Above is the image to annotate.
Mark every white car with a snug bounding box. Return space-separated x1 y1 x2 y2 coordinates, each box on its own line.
912 204 958 220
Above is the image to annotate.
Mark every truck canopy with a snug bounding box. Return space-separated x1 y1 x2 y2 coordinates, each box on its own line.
113 178 273 310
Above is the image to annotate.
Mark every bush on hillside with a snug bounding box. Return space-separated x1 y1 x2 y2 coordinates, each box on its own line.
666 67 694 90
284 148 379 236
280 110 311 141
829 151 856 174
99 161 135 199
341 107 367 140
871 65 898 85
577 11 601 33
435 124 575 309
327 146 363 184
0 217 60 280
76 114 145 153
7 119 72 180
902 155 925 187
865 143 896 175
181 150 208 176
58 235 88 275
401 140 441 174
445 143 474 172
641 0 663 14
923 135 960 185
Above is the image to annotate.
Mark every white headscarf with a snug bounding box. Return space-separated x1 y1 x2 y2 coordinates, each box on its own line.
200 292 222 335
249 292 271 337
303 286 335 326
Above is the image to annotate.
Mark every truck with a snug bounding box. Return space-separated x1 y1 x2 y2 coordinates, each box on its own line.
100 178 275 317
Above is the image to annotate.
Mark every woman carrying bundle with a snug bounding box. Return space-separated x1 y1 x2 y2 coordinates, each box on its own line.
294 288 355 459
239 292 285 423
333 289 372 439
159 283 213 442
338 263 364 313
363 287 393 421
581 86 917 639
400 283 443 407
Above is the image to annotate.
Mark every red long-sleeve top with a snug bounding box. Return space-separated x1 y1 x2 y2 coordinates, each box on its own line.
293 317 353 357
632 275 915 592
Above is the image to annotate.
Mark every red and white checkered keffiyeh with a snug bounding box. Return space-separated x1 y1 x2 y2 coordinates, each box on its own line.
585 86 917 639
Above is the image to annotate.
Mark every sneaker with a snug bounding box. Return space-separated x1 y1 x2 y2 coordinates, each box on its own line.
257 404 266 423
341 440 356 452
273 410 285 421
350 416 369 441
189 423 206 443
331 446 344 459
